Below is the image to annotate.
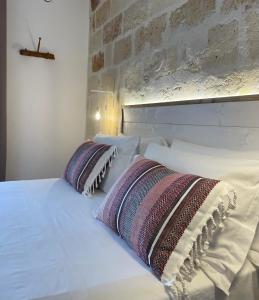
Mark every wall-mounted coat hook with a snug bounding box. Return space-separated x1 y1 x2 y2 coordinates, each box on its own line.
20 37 55 60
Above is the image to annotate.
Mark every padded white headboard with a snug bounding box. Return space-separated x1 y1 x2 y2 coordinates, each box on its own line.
122 95 259 151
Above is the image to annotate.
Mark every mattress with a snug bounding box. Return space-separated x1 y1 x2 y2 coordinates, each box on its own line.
0 178 258 300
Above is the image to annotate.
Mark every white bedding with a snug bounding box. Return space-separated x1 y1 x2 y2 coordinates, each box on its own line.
0 179 258 300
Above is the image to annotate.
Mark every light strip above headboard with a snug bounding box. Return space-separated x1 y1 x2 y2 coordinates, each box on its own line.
123 94 259 108
121 94 259 151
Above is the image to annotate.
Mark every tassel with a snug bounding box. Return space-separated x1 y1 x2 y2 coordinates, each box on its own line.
166 190 237 300
188 251 196 276
102 164 106 178
113 148 118 157
193 241 198 262
195 257 201 267
218 223 224 230
204 224 210 242
82 146 117 197
177 274 188 299
198 234 204 255
204 241 210 251
228 191 237 210
163 273 177 287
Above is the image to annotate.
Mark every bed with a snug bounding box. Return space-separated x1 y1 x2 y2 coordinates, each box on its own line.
0 178 258 300
1 98 259 300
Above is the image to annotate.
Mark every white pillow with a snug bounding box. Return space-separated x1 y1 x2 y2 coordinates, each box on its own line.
171 138 259 266
93 135 140 193
171 138 259 160
138 136 168 154
145 143 259 295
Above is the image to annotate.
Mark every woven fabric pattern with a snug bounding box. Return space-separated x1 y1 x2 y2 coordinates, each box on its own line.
98 158 219 279
64 141 112 193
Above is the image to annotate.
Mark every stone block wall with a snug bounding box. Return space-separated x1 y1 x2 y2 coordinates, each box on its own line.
86 0 259 137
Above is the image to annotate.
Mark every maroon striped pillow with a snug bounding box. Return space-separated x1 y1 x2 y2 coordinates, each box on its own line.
97 158 236 296
64 141 117 195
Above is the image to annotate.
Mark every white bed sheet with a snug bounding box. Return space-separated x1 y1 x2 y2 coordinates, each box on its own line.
0 179 258 300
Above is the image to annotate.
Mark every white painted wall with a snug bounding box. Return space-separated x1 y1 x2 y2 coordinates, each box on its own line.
7 0 89 180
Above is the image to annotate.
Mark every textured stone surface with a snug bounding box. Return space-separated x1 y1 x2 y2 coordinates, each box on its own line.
147 14 167 48
205 21 238 70
104 43 113 68
170 6 185 30
123 0 150 33
170 0 215 29
122 60 144 91
111 0 132 17
114 35 132 64
135 14 167 54
103 14 122 44
87 0 259 137
91 0 101 11
92 51 104 72
208 21 238 50
88 74 100 91
90 14 96 33
221 0 257 14
90 29 103 54
101 68 118 90
143 51 165 83
135 27 145 54
246 11 259 61
95 0 111 29
150 0 177 16
142 47 178 83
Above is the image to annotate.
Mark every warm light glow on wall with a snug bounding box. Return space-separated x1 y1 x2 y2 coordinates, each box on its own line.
95 109 101 121
87 90 120 137
122 93 259 107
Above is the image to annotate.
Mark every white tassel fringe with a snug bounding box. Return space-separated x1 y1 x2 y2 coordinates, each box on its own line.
166 191 237 299
82 147 117 197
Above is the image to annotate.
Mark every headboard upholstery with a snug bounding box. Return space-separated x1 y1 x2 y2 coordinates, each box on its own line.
122 95 259 151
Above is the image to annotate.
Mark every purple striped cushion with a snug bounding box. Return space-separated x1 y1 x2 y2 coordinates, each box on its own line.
97 158 236 295
64 141 116 195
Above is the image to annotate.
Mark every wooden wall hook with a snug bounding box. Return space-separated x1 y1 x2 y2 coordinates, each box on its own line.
20 37 55 60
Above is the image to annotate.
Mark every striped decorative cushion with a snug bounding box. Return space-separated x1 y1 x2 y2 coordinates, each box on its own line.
64 141 117 195
97 158 236 296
